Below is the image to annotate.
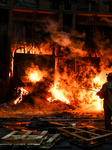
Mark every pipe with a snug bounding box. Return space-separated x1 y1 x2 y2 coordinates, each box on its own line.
57 87 98 92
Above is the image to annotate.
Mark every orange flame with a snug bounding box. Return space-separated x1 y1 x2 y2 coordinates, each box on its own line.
47 86 70 104
14 87 29 105
28 71 42 83
21 64 47 83
11 43 110 112
92 75 105 111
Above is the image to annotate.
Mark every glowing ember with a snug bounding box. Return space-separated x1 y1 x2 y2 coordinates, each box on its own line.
14 87 29 105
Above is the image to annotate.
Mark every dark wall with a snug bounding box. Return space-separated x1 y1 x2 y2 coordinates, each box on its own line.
0 9 9 80
0 9 8 63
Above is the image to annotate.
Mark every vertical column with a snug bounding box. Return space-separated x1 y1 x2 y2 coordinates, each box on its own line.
89 3 91 12
32 11 36 47
7 0 13 6
71 3 76 72
59 2 64 30
7 8 13 83
59 13 63 30
59 2 64 10
7 0 13 79
71 3 76 31
7 0 10 5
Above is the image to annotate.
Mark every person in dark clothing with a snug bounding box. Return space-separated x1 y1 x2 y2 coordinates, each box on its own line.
96 72 112 130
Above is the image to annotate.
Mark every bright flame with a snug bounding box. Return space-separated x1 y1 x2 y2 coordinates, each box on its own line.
93 77 99 83
12 43 52 55
29 72 40 82
47 86 70 104
97 96 101 110
92 75 104 111
21 64 47 83
14 87 29 105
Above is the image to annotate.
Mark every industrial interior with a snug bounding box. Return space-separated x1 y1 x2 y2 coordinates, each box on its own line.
0 0 112 149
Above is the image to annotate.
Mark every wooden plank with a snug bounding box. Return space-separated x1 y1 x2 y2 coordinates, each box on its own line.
1 130 60 148
38 131 48 140
20 131 32 139
58 127 112 148
58 127 112 141
46 133 60 145
40 133 60 149
1 135 43 145
58 128 88 141
63 127 100 136
25 135 43 145
1 131 18 140
87 132 112 141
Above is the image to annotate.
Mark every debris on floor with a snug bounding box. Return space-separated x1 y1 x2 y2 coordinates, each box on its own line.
1 117 112 150
0 130 60 149
58 126 112 148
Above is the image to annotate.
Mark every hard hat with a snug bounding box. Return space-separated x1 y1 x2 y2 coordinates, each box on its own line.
106 72 112 78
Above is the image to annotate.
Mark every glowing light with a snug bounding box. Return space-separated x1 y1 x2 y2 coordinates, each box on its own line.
29 72 39 82
9 72 11 78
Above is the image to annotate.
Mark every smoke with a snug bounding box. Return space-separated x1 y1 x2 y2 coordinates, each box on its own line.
43 18 87 58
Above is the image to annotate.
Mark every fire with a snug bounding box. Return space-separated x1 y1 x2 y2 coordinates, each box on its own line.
10 42 111 113
97 96 101 110
14 87 29 105
92 73 106 111
28 71 41 83
93 77 99 83
21 64 47 83
47 86 70 104
12 43 52 55
46 72 105 111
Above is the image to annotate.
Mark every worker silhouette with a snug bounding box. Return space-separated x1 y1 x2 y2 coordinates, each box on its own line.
97 72 112 130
